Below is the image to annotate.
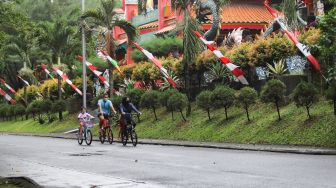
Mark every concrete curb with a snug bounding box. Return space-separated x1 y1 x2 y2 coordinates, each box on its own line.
2 132 336 155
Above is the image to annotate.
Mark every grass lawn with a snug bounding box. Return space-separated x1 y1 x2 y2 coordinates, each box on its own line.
136 100 336 148
0 100 335 148
0 113 78 134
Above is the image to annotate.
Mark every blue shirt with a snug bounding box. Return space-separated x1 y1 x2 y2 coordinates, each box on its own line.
98 99 113 115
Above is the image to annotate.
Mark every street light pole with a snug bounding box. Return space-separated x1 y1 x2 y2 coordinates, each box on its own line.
81 0 87 108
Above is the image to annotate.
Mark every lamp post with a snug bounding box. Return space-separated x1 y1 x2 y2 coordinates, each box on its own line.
82 0 87 108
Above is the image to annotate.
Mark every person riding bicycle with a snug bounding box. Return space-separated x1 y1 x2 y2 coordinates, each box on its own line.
119 97 141 136
78 107 94 138
98 94 117 131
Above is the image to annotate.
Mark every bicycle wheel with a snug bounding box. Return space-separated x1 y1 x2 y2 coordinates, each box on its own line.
85 129 92 145
99 129 105 144
107 127 113 144
77 129 83 145
131 130 137 147
122 129 128 146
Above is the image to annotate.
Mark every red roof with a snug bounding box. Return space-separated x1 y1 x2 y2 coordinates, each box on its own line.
155 25 176 35
220 0 274 24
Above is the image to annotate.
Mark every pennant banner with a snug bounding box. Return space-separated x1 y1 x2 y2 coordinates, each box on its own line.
193 31 249 85
41 64 65 93
0 88 16 104
52 67 83 96
99 50 123 75
17 75 30 86
77 55 110 88
132 42 177 88
0 79 16 94
263 0 321 71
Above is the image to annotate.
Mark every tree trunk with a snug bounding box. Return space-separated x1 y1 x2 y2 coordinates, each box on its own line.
306 106 311 119
59 111 63 121
245 103 250 121
152 107 157 121
109 65 114 97
333 96 336 116
207 109 211 120
224 106 228 120
106 30 116 97
275 100 281 120
24 86 27 105
180 109 186 122
171 111 174 121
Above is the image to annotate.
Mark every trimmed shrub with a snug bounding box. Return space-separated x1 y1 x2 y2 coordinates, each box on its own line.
167 92 188 121
126 89 145 108
196 90 213 120
212 85 235 120
292 82 319 119
52 100 66 120
236 87 258 121
111 95 123 110
140 90 160 121
261 79 286 120
326 83 336 116
0 104 10 121
159 88 179 109
14 104 26 120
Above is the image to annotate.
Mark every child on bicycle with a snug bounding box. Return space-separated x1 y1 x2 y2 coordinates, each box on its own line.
78 107 95 138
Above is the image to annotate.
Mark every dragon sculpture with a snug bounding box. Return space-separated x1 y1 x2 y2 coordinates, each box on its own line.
196 0 220 41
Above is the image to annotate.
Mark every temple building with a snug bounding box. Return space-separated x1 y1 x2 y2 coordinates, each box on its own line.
112 0 320 65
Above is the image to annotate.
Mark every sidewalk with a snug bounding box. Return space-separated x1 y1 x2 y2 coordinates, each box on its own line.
2 132 336 155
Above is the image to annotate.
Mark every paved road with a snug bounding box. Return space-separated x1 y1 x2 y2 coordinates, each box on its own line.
0 134 336 188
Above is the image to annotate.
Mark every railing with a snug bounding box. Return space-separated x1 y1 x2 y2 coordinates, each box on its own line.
131 9 159 27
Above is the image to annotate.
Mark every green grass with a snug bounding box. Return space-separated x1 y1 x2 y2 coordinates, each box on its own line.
0 113 77 134
136 100 336 148
1 100 335 148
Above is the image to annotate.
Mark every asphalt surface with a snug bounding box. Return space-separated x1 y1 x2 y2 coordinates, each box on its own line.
0 134 336 188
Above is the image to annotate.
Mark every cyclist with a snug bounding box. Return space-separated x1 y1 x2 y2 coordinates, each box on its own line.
119 97 141 138
98 94 117 132
78 107 95 138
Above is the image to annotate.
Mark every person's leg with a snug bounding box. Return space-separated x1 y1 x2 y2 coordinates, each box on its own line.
79 122 83 138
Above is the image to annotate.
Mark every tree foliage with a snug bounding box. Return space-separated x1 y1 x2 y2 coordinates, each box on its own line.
292 81 319 118
261 79 286 120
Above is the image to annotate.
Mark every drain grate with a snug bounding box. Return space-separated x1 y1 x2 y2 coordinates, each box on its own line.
68 153 103 157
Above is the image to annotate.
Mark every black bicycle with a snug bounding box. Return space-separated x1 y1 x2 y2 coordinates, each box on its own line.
121 113 138 147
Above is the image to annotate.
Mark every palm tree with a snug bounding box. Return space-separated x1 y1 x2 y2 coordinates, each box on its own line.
39 20 74 100
82 0 137 97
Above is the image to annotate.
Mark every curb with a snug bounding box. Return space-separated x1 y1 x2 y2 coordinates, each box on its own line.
2 132 336 155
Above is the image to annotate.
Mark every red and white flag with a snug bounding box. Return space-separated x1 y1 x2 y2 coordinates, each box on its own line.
263 0 321 71
132 42 177 88
0 88 16 104
0 79 16 94
52 67 83 96
99 50 123 75
77 55 109 88
193 31 249 85
17 75 30 86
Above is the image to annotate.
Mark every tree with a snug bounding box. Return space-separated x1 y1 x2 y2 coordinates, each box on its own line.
261 79 286 120
326 67 336 116
39 20 74 100
292 81 319 119
159 88 179 109
237 87 258 121
167 92 188 121
126 89 145 108
318 7 336 69
140 90 160 121
196 90 213 120
82 0 137 97
52 100 66 120
212 85 235 120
